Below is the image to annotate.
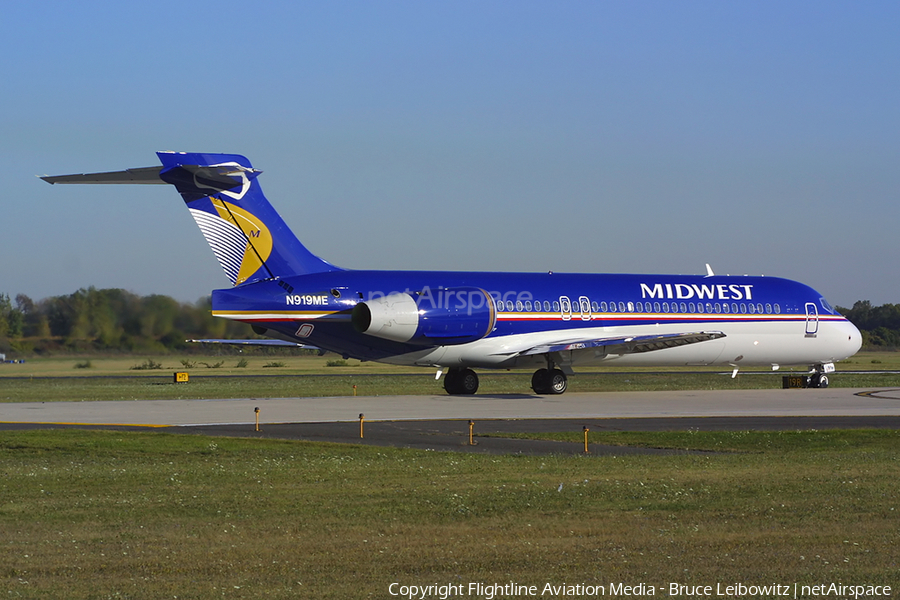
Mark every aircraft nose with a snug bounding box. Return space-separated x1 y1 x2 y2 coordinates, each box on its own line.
841 320 863 359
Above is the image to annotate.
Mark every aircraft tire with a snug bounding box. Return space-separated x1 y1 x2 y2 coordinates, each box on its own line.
531 368 550 394
460 369 479 394
808 373 829 389
444 368 479 395
443 369 460 394
548 369 568 395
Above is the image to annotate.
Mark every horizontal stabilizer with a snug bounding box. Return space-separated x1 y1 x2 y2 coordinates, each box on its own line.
41 163 262 196
41 167 166 185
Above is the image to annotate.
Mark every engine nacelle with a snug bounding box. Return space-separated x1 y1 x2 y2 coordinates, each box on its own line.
351 287 496 346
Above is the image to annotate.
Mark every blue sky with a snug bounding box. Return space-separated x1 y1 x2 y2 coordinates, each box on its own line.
3 1 897 307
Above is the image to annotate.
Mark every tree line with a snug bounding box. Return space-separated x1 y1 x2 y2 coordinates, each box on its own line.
836 301 900 349
0 288 897 355
0 287 272 356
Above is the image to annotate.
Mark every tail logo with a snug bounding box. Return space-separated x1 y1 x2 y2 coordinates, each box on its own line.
194 162 254 200
189 197 273 285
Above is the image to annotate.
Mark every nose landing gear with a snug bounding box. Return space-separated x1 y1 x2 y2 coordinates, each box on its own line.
807 363 835 388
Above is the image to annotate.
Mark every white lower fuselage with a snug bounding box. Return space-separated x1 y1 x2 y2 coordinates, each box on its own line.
396 316 861 371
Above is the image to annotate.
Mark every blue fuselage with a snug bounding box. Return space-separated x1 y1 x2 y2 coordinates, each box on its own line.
212 270 861 369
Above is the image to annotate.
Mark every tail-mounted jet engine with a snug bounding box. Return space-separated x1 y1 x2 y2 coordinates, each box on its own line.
351 287 496 346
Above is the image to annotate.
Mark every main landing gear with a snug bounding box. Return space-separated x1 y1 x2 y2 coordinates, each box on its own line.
443 368 479 395
531 355 569 395
442 359 570 396
531 368 568 395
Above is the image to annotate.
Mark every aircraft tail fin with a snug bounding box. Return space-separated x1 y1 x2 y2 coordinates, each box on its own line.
42 151 341 285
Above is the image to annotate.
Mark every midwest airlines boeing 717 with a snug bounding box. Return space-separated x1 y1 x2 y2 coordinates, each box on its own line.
43 152 861 394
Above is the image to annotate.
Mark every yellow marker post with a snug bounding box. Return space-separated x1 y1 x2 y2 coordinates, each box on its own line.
359 413 365 439
468 420 477 446
255 407 260 432
583 426 590 454
353 385 357 396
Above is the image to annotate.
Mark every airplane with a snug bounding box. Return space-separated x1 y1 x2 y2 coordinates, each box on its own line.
42 151 862 394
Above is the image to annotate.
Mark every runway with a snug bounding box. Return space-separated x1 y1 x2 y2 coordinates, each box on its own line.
2 388 899 455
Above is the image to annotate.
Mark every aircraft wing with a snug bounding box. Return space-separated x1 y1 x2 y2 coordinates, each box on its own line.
498 331 726 358
187 339 320 350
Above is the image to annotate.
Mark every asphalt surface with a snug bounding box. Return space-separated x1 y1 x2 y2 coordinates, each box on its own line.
2 387 899 455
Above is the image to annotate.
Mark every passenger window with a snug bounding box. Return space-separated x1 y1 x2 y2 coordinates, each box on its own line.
662 302 669 313
731 303 738 313
516 301 523 311
636 301 643 312
552 301 560 312
740 303 747 313
524 300 532 311
543 300 551 312
591 301 599 312
600 301 608 312
679 302 687 313
609 302 617 313
618 302 626 312
654 302 661 312
688 302 696 313
774 303 781 314
496 299 503 311
507 300 514 312
757 303 763 314
706 302 713 314
715 303 721 313
765 303 771 314
627 301 634 312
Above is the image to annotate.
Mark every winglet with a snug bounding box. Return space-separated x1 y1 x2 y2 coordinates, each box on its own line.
705 263 715 277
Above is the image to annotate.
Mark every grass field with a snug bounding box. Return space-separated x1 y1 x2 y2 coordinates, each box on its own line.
3 351 900 379
1 352 899 403
1 429 898 599
1 352 898 598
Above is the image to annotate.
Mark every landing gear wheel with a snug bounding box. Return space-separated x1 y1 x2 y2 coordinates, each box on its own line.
531 368 568 395
531 368 550 394
548 368 568 395
809 373 829 388
444 368 479 395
